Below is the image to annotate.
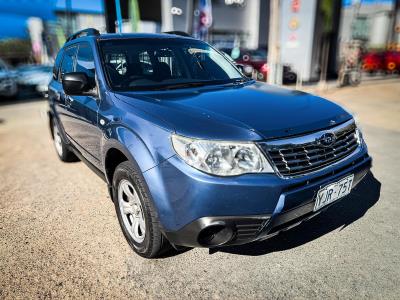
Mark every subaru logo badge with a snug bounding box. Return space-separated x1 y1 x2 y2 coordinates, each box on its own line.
317 132 336 147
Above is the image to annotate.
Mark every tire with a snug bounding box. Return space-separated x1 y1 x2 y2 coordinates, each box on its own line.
112 161 169 258
51 119 79 162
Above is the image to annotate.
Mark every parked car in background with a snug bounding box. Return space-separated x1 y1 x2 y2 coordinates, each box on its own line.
0 58 18 99
16 64 52 96
383 51 400 73
219 50 254 77
362 51 384 74
220 47 297 83
362 50 400 75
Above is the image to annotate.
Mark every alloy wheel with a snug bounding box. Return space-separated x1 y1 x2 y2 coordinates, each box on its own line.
53 123 63 157
118 179 146 243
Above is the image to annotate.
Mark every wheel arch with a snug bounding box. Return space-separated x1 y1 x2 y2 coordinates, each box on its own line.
103 140 165 225
48 111 55 139
103 140 136 186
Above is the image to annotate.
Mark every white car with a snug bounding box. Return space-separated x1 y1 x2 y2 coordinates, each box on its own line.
16 65 52 96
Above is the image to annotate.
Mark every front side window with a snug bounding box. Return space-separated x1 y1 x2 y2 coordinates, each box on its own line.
76 42 95 79
99 38 244 91
59 46 77 81
53 49 64 79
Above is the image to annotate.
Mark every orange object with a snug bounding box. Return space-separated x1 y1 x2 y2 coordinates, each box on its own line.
387 62 396 70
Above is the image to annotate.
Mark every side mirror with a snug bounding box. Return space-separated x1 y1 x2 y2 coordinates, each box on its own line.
62 72 96 96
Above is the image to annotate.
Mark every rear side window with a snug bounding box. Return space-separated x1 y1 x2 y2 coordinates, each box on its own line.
59 46 77 81
52 50 63 79
76 42 95 79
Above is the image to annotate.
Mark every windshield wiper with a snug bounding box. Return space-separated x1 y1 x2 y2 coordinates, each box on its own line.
231 78 250 84
150 81 214 91
146 78 250 91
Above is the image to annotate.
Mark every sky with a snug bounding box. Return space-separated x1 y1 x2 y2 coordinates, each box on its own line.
55 0 104 14
0 0 104 39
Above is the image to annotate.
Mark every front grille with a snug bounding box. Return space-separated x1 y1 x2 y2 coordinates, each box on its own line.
261 120 359 177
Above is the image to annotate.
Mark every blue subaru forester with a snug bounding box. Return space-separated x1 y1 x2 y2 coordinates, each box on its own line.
48 29 371 258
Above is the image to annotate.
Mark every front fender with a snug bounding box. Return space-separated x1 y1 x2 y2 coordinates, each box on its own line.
102 122 175 182
101 125 175 230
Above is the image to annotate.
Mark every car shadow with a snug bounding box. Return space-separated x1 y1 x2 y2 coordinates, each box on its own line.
211 171 381 256
0 88 45 106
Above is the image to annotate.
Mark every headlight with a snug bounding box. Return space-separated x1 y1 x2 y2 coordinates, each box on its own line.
171 134 274 176
355 127 363 145
353 117 364 146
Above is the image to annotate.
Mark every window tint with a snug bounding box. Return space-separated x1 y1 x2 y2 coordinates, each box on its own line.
52 49 64 79
155 48 184 78
99 39 243 91
59 46 77 81
76 43 95 78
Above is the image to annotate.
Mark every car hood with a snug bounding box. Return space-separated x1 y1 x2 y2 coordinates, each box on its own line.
114 82 352 141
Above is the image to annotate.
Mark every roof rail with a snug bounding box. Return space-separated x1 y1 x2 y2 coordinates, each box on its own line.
66 28 100 42
163 31 191 37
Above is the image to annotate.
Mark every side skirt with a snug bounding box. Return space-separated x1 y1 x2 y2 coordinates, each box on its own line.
69 145 107 183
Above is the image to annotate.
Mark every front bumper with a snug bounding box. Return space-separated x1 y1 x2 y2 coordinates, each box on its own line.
143 144 371 248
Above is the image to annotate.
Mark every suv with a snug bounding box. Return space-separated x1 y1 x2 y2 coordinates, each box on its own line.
48 29 371 258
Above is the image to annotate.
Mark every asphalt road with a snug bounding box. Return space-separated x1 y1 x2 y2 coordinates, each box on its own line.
1 81 399 299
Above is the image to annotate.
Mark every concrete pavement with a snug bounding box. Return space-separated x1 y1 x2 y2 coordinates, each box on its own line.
0 81 399 299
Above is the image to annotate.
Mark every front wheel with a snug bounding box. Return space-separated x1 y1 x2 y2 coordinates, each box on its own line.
112 161 169 258
52 120 79 162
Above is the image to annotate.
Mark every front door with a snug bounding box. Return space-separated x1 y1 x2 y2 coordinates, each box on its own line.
63 42 102 168
57 45 77 136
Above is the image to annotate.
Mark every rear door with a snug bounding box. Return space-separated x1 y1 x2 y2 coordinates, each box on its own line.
64 42 102 167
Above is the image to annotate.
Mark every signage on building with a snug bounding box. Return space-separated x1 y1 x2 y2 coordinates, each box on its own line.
224 0 245 6
280 0 317 81
291 0 301 12
351 16 369 41
285 0 301 48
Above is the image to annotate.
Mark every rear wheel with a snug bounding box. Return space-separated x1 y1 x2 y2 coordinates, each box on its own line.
52 120 78 162
112 161 169 258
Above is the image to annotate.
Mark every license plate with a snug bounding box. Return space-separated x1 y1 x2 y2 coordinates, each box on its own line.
314 174 354 211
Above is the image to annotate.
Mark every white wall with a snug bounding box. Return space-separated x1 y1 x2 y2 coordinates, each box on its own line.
279 0 317 81
76 13 106 33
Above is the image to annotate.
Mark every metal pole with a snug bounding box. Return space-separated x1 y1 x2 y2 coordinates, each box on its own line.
267 0 281 85
115 0 123 33
186 0 194 35
66 0 72 36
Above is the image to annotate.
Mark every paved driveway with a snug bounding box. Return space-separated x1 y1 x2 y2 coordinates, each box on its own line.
0 81 399 299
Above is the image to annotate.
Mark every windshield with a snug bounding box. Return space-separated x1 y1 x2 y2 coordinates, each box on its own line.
99 38 244 91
